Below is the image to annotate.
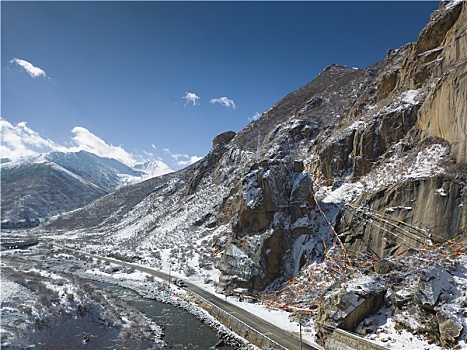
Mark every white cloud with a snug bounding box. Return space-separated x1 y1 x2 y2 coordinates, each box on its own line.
210 96 236 109
248 112 262 122
170 153 188 161
10 58 47 78
163 149 202 167
1 118 201 170
69 126 137 165
0 119 139 166
176 155 203 167
183 92 200 106
0 119 64 160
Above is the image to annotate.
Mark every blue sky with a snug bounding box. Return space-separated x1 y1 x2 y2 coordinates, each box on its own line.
1 1 438 170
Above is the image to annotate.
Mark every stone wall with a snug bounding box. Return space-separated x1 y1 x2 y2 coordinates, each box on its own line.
325 329 388 350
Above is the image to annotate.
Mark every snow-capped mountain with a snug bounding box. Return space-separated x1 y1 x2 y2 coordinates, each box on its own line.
133 160 174 179
32 1 467 347
1 159 107 228
1 150 173 228
44 151 144 191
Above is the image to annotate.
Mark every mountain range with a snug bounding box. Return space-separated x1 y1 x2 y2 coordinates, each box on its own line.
1 150 173 228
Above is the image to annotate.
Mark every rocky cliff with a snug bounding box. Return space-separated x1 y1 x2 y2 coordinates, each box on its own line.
216 0 466 291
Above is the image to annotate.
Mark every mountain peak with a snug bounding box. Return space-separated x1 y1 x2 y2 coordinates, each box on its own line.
133 160 174 178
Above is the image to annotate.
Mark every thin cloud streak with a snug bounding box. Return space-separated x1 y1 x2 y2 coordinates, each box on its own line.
164 148 202 167
177 155 203 166
248 112 262 122
10 58 47 78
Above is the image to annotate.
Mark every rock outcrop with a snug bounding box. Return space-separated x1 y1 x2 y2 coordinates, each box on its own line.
186 132 236 195
409 1 466 164
338 175 467 258
315 257 467 348
216 160 316 291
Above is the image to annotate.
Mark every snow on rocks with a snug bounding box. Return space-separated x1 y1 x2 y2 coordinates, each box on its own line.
359 251 467 349
401 89 421 104
361 142 450 193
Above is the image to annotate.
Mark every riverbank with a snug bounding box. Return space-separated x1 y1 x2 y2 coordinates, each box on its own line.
78 265 260 349
0 243 258 349
1 246 164 349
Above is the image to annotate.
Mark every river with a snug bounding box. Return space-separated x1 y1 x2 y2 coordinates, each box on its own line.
1 242 234 349
96 282 234 349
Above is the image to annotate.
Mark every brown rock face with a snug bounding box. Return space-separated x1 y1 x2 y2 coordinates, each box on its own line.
376 70 398 100
437 307 464 346
415 1 463 55
416 3 467 164
212 131 236 149
339 176 467 258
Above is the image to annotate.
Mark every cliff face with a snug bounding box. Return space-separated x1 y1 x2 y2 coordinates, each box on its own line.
416 2 467 164
216 159 316 291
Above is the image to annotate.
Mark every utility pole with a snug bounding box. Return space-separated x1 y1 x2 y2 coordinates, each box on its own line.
299 312 303 350
290 286 303 350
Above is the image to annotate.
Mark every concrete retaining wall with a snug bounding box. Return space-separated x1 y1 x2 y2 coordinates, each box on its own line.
325 329 388 350
188 290 287 349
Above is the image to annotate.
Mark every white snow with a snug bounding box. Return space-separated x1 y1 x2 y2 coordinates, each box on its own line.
356 142 450 195
348 119 366 131
0 280 35 303
401 89 420 104
436 187 448 197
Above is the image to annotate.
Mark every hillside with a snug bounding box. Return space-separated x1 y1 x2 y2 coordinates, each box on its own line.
1 160 107 228
37 1 466 347
1 150 173 228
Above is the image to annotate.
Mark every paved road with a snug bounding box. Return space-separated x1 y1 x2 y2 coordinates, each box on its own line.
53 243 321 350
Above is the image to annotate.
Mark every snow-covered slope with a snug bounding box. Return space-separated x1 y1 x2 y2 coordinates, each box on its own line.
1 150 173 228
1 160 107 228
44 150 144 191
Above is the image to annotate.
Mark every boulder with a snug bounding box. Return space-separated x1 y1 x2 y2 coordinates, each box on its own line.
415 264 450 311
374 259 396 274
315 279 386 346
212 131 236 148
437 305 464 346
